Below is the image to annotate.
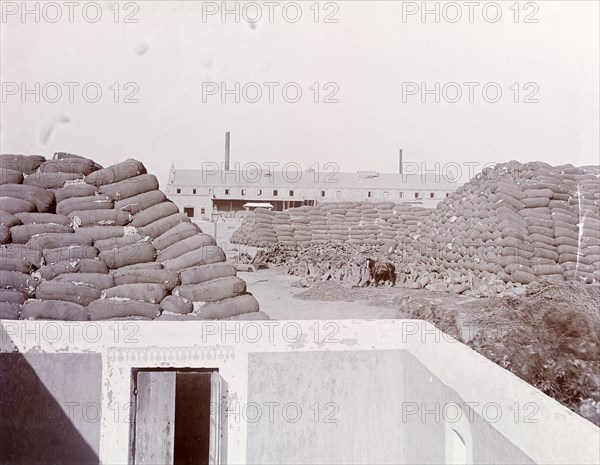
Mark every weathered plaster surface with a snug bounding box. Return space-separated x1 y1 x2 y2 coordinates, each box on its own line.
1 320 598 465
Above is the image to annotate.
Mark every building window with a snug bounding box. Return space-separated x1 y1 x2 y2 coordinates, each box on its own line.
176 188 181 194
257 189 262 196
415 192 420 199
183 207 194 217
273 189 278 197
446 193 450 198
208 188 214 196
241 189 246 196
224 189 230 196
367 191 374 198
430 192 435 199
336 190 342 198
289 190 294 197
192 189 197 195
201 207 206 215
320 191 326 197
383 191 389 199
399 192 404 198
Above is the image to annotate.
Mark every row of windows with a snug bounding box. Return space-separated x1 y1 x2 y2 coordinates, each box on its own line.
174 187 451 199
176 187 296 196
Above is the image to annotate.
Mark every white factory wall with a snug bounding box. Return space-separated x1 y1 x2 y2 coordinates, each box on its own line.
2 320 598 465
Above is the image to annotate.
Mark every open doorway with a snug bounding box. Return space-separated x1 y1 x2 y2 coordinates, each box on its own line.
129 368 226 465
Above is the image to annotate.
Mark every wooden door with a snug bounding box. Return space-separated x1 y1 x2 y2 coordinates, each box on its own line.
134 371 176 465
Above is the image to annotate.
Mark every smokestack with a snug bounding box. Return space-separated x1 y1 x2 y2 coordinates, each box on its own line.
225 131 231 171
399 149 403 174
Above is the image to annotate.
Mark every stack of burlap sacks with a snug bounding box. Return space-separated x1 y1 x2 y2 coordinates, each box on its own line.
412 161 600 284
232 161 600 285
231 208 277 247
231 202 427 247
0 153 265 321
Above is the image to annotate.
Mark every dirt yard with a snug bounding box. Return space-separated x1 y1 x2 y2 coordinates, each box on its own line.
238 268 400 319
239 267 481 329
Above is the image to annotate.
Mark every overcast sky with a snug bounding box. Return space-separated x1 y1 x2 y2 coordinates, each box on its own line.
1 1 598 184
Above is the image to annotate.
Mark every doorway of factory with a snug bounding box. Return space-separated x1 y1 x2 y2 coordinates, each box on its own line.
129 368 226 465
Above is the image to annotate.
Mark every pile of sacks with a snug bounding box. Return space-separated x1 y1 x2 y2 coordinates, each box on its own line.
232 161 600 285
0 153 265 321
411 161 600 284
231 208 276 247
231 202 428 247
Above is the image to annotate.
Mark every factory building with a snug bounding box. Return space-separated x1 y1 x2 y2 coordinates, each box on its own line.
166 167 458 220
165 134 459 219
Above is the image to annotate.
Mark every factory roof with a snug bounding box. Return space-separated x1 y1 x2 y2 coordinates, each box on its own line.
170 168 459 190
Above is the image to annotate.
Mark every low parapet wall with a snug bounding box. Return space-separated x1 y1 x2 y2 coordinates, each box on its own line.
1 319 598 465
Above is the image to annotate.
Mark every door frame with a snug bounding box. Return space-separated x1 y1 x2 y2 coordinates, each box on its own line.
128 368 224 465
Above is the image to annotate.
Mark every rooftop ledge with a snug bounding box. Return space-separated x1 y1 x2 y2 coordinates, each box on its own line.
1 319 598 465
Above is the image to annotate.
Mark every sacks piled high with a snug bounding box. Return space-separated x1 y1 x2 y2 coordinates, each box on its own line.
230 213 259 246
273 211 294 244
253 208 277 246
230 208 278 247
290 206 312 244
1 153 264 321
412 161 600 284
231 202 424 247
232 161 600 285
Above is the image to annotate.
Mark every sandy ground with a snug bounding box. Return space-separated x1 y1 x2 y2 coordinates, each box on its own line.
238 268 405 320
239 267 483 343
